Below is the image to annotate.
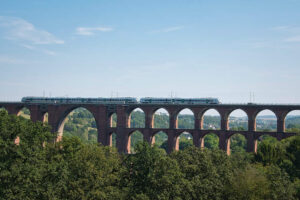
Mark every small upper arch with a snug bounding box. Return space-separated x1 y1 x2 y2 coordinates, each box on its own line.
152 108 170 129
255 109 277 132
228 109 249 131
201 108 221 130
128 108 145 128
284 110 300 132
109 112 117 127
176 108 195 129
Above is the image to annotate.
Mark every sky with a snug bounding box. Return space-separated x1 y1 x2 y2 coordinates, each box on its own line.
0 0 300 104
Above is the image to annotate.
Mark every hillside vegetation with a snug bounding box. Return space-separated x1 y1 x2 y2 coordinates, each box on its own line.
0 109 299 199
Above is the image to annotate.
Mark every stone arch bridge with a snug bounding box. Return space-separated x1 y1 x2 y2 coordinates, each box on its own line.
0 102 299 154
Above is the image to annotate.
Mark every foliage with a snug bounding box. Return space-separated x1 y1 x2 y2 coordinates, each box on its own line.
0 110 300 199
121 142 183 200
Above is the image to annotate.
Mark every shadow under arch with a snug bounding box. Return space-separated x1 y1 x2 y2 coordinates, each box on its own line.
227 133 247 155
284 110 300 132
228 109 248 131
152 108 170 128
202 132 219 149
128 108 145 128
109 132 117 147
56 107 98 143
42 112 49 123
109 112 117 128
176 131 193 150
255 109 277 132
128 130 143 153
17 107 31 120
201 108 221 130
176 108 195 129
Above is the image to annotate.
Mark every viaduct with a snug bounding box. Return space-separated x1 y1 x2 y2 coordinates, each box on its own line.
0 102 299 154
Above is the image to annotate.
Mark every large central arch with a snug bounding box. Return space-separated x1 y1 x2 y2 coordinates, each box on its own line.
56 107 98 143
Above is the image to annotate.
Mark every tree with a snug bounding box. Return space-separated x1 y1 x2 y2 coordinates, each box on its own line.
171 147 233 200
121 142 183 200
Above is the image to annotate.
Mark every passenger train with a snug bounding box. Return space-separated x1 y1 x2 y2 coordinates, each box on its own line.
140 97 220 105
21 97 220 105
21 97 138 104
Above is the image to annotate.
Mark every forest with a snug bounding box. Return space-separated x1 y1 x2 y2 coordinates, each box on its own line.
0 109 300 199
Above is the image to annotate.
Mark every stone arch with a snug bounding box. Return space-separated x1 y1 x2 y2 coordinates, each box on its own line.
17 107 31 119
228 109 248 131
175 131 193 150
128 130 143 153
109 112 117 128
202 109 221 130
56 107 98 143
284 110 300 132
176 108 195 129
152 108 170 128
128 108 145 128
202 133 219 149
255 109 277 132
109 132 117 147
152 131 168 150
227 133 247 155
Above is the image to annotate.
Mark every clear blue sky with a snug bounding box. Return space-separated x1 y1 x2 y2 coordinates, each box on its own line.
0 0 300 103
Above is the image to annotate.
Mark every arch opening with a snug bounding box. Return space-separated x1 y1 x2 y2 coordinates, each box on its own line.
203 133 219 149
128 130 143 153
152 131 168 152
228 133 247 154
153 108 169 128
129 108 145 128
177 108 194 129
110 113 117 128
58 107 98 143
109 132 117 148
284 110 300 133
176 131 193 150
228 109 248 131
18 107 31 119
202 109 221 130
255 109 277 132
